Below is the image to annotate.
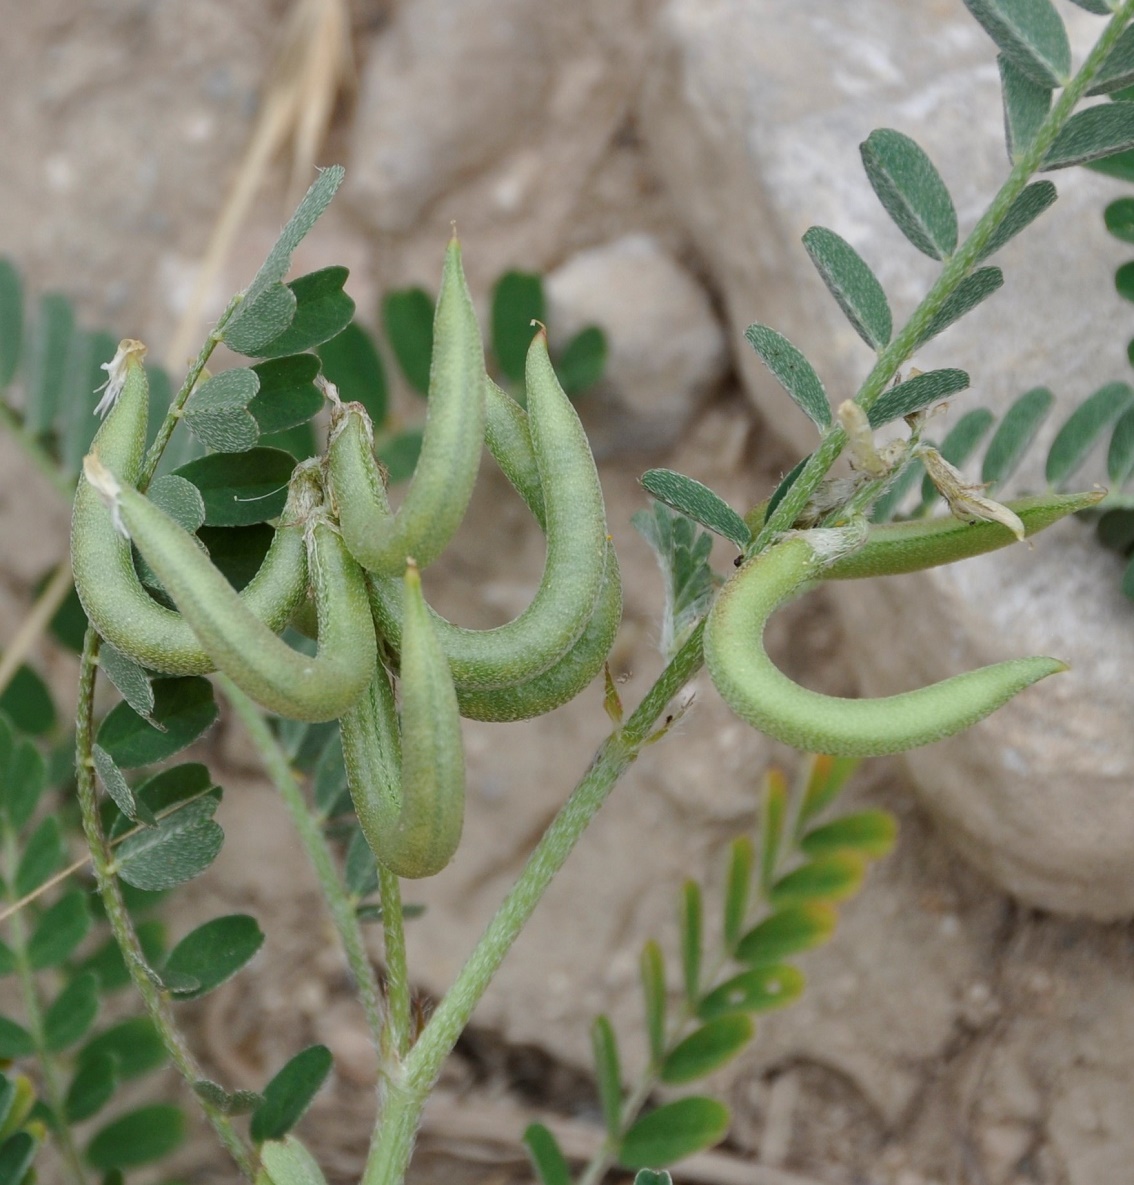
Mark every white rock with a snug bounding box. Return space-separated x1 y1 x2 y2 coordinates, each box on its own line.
545 233 728 451
639 0 1134 916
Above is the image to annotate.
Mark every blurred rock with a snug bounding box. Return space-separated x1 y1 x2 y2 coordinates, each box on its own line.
639 0 1134 917
544 232 728 453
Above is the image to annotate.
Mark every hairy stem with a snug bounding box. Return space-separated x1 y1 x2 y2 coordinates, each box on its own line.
377 864 412 1063
73 631 256 1179
754 1 1134 552
361 625 706 1185
138 293 242 490
218 677 386 1048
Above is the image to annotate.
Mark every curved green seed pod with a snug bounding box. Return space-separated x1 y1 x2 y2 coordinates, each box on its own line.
364 564 462 881
368 330 609 691
71 341 309 675
484 377 545 528
328 236 486 576
704 533 1065 758
822 491 1104 580
456 542 622 721
82 457 375 722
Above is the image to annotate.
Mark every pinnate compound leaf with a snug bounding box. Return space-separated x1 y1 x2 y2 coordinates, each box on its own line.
802 226 892 349
557 325 607 396
1088 24 1134 95
680 880 703 1006
1044 104 1134 169
914 267 1003 348
248 355 322 437
115 798 223 891
99 643 156 723
0 259 22 388
15 816 65 898
259 1136 329 1185
1067 0 1113 12
0 1017 33 1059
79 1017 165 1080
162 915 265 1000
256 267 355 359
0 1132 35 1185
383 287 434 396
318 323 388 423
723 836 754 951
660 1015 753 1085
632 503 716 655
242 167 345 310
1046 381 1134 487
1108 406 1134 487
43 972 100 1052
963 0 1070 87
999 54 1052 160
796 755 859 833
769 853 866 909
225 283 298 357
698 964 806 1020
97 676 218 768
591 1016 622 1141
250 1045 333 1143
744 325 831 429
860 129 957 260
1106 198 1134 244
736 903 838 966
640 469 750 548
65 1052 117 1123
134 761 219 820
868 368 970 428
800 811 898 860
523 1123 572 1185
0 666 55 737
87 745 142 831
640 940 667 1067
87 1104 186 1170
175 447 296 526
981 386 1055 487
492 271 545 384
28 890 90 969
618 1098 730 1169
184 368 262 453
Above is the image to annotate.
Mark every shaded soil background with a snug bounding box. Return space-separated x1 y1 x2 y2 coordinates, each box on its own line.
2 3 1134 1184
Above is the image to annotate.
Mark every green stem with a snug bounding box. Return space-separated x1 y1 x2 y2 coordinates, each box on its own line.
73 631 256 1179
753 1 1134 553
137 293 242 490
217 677 386 1048
377 864 411 1062
360 625 706 1185
3 834 88 1185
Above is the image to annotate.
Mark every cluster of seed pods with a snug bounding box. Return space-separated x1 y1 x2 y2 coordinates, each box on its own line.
71 240 1087 879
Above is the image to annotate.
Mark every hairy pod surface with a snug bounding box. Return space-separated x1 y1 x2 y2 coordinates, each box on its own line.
368 331 609 691
328 237 486 575
455 542 623 721
83 457 375 722
484 377 545 528
822 491 1104 580
705 534 1065 757
72 342 308 674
